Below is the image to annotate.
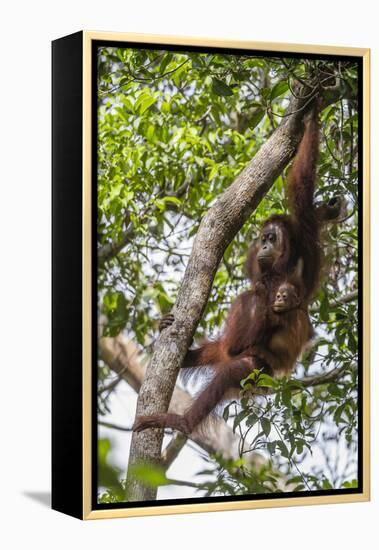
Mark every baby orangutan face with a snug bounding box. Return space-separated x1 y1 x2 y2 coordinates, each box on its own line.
272 282 301 313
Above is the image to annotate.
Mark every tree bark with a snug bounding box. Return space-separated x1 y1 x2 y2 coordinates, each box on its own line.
125 86 345 501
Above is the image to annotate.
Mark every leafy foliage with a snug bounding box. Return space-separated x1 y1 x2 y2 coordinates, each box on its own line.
97 438 124 502
97 46 359 501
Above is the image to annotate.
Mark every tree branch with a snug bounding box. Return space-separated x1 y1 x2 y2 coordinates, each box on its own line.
97 190 191 267
249 364 350 397
301 364 349 387
98 224 135 267
310 289 358 314
99 331 265 469
161 433 188 469
99 420 132 432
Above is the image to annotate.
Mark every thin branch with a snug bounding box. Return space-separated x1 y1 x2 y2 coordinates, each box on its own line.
310 289 358 313
301 364 349 387
98 367 127 395
98 224 135 267
249 364 350 398
100 59 190 95
330 289 358 306
99 420 133 432
161 433 188 469
98 191 190 266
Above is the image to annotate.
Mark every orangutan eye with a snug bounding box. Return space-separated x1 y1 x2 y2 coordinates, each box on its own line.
269 233 276 242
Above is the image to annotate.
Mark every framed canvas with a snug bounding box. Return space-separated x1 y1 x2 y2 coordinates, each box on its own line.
52 31 370 520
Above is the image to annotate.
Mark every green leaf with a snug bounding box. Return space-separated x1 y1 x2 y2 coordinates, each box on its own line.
211 104 222 125
98 438 111 464
261 417 271 437
97 439 123 498
120 96 134 113
342 479 358 489
129 463 169 488
246 413 258 427
223 403 231 422
154 199 166 211
249 109 265 130
334 403 347 425
232 409 249 433
328 383 343 397
139 96 157 115
270 80 289 100
287 379 304 391
296 440 304 455
322 478 333 490
277 441 289 458
160 52 173 74
212 78 234 97
162 196 182 206
267 441 277 454
161 101 170 114
320 294 330 322
208 164 219 181
256 372 277 388
282 388 292 408
261 87 271 100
